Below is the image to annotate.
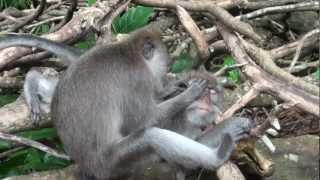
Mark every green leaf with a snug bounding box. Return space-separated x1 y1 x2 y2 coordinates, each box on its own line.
86 0 96 6
112 6 154 34
33 23 50 35
74 33 96 49
222 56 241 84
22 149 42 171
0 141 12 151
0 147 71 178
0 94 18 107
43 154 71 167
313 68 320 80
0 149 29 177
170 52 194 73
16 128 58 141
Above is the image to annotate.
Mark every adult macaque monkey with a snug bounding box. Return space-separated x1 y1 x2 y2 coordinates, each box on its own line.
50 26 216 180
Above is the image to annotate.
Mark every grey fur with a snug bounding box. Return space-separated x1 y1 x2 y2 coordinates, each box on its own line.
24 70 58 124
51 27 207 180
126 71 252 180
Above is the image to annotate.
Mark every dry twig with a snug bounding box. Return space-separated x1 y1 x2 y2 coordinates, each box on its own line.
289 28 320 72
176 5 209 60
0 131 70 160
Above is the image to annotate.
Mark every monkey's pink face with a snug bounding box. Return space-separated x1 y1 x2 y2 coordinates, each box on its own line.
186 88 222 127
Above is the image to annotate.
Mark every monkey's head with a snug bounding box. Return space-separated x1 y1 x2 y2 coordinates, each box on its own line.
129 27 171 81
182 71 224 128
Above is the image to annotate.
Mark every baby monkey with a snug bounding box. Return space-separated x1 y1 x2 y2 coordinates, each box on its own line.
125 70 252 180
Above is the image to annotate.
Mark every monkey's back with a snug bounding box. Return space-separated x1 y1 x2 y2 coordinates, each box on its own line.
51 43 157 177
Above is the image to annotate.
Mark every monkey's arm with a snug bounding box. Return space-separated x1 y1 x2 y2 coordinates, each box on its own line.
102 127 235 174
24 70 57 124
158 79 188 100
0 34 82 65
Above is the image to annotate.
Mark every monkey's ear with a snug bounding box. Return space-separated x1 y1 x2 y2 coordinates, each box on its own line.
142 38 155 60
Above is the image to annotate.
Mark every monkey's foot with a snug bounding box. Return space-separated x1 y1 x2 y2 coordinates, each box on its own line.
216 134 235 167
30 100 41 125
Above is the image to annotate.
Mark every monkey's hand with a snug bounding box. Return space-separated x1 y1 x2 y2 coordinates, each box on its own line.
160 79 189 100
29 97 41 125
156 79 207 124
183 79 208 101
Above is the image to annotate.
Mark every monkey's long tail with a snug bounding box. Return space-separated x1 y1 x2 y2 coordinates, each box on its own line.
0 34 82 65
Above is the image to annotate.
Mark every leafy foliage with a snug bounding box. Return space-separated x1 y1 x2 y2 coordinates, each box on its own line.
0 148 71 178
0 128 71 178
112 6 154 34
170 52 194 73
0 0 32 10
223 56 241 84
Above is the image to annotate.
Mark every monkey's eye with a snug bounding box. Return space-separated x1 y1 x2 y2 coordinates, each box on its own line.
142 40 155 60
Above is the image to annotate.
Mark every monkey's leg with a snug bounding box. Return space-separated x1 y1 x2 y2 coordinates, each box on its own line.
24 70 57 124
24 70 43 123
106 127 235 177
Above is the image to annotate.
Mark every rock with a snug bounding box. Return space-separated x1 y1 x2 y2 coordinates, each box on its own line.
256 135 319 180
286 11 319 34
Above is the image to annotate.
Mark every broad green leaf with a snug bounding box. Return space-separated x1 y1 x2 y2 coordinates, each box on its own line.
0 141 11 150
22 149 42 171
170 52 194 73
112 6 154 34
0 149 29 177
16 128 57 141
0 94 18 107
